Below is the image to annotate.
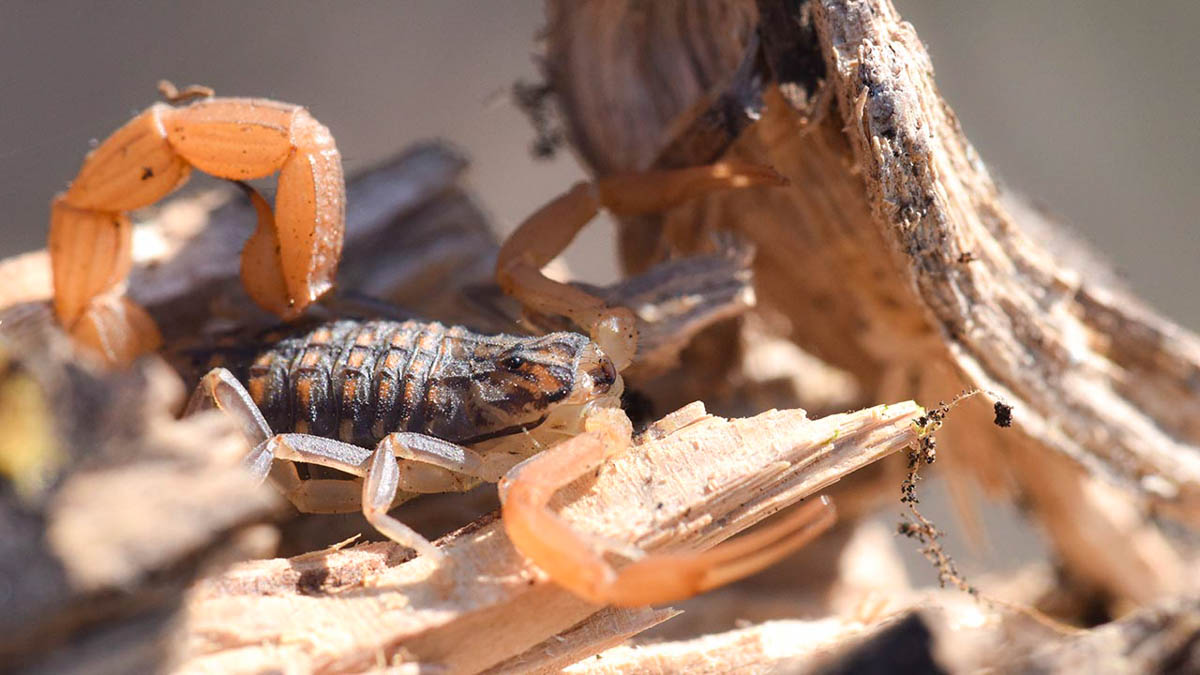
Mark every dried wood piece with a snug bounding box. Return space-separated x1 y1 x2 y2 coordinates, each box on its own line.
808 0 1197 602
564 618 873 674
542 0 1200 606
0 310 278 671
810 0 1200 510
569 589 1200 674
544 1 762 178
487 606 679 675
1010 595 1200 673
633 518 910 643
176 401 921 673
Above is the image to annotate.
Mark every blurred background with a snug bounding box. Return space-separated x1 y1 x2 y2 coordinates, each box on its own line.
1 1 1196 325
0 1 1196 581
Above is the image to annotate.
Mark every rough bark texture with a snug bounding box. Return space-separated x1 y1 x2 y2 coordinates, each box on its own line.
545 0 1200 610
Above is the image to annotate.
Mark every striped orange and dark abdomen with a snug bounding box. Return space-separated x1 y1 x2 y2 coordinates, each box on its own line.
244 319 485 447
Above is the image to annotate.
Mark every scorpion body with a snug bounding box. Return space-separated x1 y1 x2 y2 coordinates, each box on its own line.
47 82 830 608
181 318 619 450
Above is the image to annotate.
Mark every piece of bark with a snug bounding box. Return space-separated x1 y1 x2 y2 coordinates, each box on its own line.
174 401 921 673
485 606 680 675
636 517 910 643
542 0 1200 607
0 309 278 672
811 0 1200 504
809 0 1195 605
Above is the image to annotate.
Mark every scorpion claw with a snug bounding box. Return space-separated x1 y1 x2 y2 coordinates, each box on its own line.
496 161 785 373
501 407 837 606
589 308 637 372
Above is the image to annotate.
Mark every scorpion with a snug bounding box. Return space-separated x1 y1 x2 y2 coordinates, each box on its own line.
46 84 835 607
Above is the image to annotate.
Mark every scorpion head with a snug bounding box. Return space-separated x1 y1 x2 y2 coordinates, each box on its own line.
461 331 621 440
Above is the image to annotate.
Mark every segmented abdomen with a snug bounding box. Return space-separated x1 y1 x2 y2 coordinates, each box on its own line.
245 319 470 446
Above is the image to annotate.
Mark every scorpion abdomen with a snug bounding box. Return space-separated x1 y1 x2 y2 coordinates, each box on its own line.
173 317 598 449
242 319 486 446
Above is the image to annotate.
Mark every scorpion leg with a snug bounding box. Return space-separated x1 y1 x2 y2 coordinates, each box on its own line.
276 431 516 562
495 162 786 369
499 407 837 607
258 433 444 562
376 432 496 490
265 433 500 515
278 432 508 560
187 370 495 562
186 368 334 500
186 368 272 448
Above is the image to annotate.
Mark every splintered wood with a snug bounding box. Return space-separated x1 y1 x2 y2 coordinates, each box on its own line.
812 0 1200 514
176 401 920 673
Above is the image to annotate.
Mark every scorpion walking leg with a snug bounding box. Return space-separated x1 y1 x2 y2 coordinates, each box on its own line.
186 368 272 451
376 433 497 490
275 433 501 515
496 162 786 369
186 369 441 558
186 369 353 505
263 434 445 562
499 407 837 607
305 432 505 561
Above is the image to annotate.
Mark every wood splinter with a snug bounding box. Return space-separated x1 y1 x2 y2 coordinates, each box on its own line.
178 400 922 673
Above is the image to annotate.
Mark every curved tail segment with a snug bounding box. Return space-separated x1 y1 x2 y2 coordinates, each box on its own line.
49 93 345 365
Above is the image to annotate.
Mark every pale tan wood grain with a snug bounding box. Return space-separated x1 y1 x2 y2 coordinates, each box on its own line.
174 401 920 673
